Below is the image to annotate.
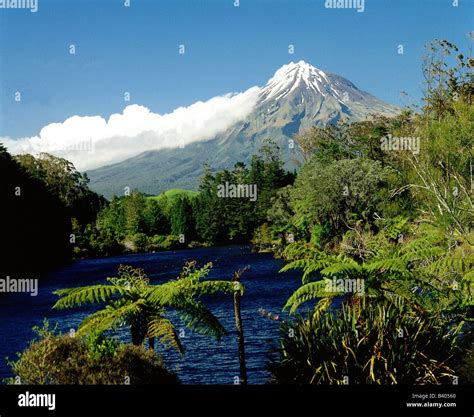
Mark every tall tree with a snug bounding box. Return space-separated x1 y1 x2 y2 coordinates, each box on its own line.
170 196 196 241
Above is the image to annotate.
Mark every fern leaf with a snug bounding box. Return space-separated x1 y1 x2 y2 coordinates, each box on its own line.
195 280 242 297
283 279 335 314
176 300 227 340
147 317 184 354
77 300 144 335
53 285 119 310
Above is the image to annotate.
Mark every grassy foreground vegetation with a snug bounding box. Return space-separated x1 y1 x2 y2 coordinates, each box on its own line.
270 299 466 384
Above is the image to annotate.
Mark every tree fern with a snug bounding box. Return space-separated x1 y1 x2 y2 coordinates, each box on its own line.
280 228 473 317
53 262 235 352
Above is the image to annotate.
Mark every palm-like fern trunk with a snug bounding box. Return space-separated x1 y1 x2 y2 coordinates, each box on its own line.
149 337 155 350
233 267 248 385
131 325 141 346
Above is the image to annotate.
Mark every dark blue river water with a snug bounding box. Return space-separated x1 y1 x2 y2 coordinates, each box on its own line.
0 245 301 384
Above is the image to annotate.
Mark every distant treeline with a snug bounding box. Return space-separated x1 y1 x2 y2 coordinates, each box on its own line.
73 144 296 257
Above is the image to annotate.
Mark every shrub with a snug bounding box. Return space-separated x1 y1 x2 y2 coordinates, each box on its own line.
310 223 331 248
290 158 399 238
151 234 167 245
269 299 470 384
122 232 149 252
187 241 210 249
251 223 277 252
158 235 180 250
8 322 178 385
74 224 122 258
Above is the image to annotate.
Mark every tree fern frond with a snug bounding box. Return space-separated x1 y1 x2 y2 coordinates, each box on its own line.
53 285 120 310
320 258 361 277
398 246 445 263
280 258 314 273
428 256 474 274
147 317 184 354
366 258 409 275
145 282 184 307
77 300 144 335
176 300 227 340
397 236 442 256
280 256 336 284
383 216 409 240
178 261 212 282
195 280 242 297
462 271 474 283
283 279 335 314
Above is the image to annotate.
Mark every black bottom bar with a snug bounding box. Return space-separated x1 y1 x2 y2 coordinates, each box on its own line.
0 384 472 417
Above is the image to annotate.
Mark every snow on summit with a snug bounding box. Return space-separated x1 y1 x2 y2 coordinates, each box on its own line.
260 60 334 102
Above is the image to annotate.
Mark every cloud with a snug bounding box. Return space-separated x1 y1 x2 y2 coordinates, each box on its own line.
1 87 260 171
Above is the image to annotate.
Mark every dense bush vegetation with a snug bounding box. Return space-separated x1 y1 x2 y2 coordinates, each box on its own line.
8 322 177 384
0 141 295 267
269 40 473 384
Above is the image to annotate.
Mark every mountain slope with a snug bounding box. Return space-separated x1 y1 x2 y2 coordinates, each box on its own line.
88 61 399 198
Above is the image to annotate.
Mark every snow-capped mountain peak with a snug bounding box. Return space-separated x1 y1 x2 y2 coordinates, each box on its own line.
88 60 400 197
260 60 333 102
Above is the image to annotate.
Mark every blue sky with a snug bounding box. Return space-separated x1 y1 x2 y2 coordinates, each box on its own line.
0 0 472 138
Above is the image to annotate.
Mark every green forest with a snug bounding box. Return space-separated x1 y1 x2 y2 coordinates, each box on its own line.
1 40 473 385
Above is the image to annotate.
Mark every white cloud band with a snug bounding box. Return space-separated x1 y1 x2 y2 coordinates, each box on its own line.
2 86 260 171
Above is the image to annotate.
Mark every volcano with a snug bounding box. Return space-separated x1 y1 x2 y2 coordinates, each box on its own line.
87 61 399 198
